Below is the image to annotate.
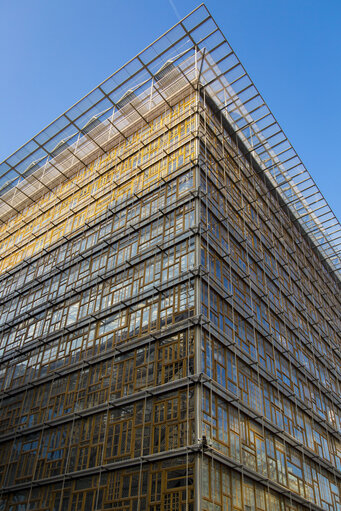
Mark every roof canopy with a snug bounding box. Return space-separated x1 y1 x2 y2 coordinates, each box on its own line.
1 4 340 280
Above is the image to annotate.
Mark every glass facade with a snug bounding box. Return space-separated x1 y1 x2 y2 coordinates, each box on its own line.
0 5 340 511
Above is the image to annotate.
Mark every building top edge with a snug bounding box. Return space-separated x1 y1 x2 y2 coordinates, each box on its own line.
0 4 340 281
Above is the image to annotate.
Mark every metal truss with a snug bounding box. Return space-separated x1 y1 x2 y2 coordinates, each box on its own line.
0 4 340 282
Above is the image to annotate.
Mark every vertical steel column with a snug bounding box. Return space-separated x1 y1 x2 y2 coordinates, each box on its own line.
193 90 202 511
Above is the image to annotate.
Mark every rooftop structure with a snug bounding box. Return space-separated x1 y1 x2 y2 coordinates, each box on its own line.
0 5 340 281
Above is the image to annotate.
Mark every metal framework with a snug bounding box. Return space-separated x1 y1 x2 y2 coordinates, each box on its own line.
0 4 340 511
0 4 340 281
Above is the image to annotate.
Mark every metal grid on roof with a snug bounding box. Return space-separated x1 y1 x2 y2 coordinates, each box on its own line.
1 4 340 280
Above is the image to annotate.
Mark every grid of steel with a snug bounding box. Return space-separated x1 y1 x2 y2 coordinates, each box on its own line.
0 4 340 281
0 5 341 510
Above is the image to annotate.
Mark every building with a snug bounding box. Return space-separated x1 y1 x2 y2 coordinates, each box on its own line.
0 4 340 510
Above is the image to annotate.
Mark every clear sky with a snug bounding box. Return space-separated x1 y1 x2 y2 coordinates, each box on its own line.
0 0 340 220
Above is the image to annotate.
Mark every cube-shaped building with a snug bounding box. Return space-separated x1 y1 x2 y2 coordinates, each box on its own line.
0 5 340 510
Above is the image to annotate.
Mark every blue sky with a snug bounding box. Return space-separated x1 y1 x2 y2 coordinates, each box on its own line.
0 0 340 219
